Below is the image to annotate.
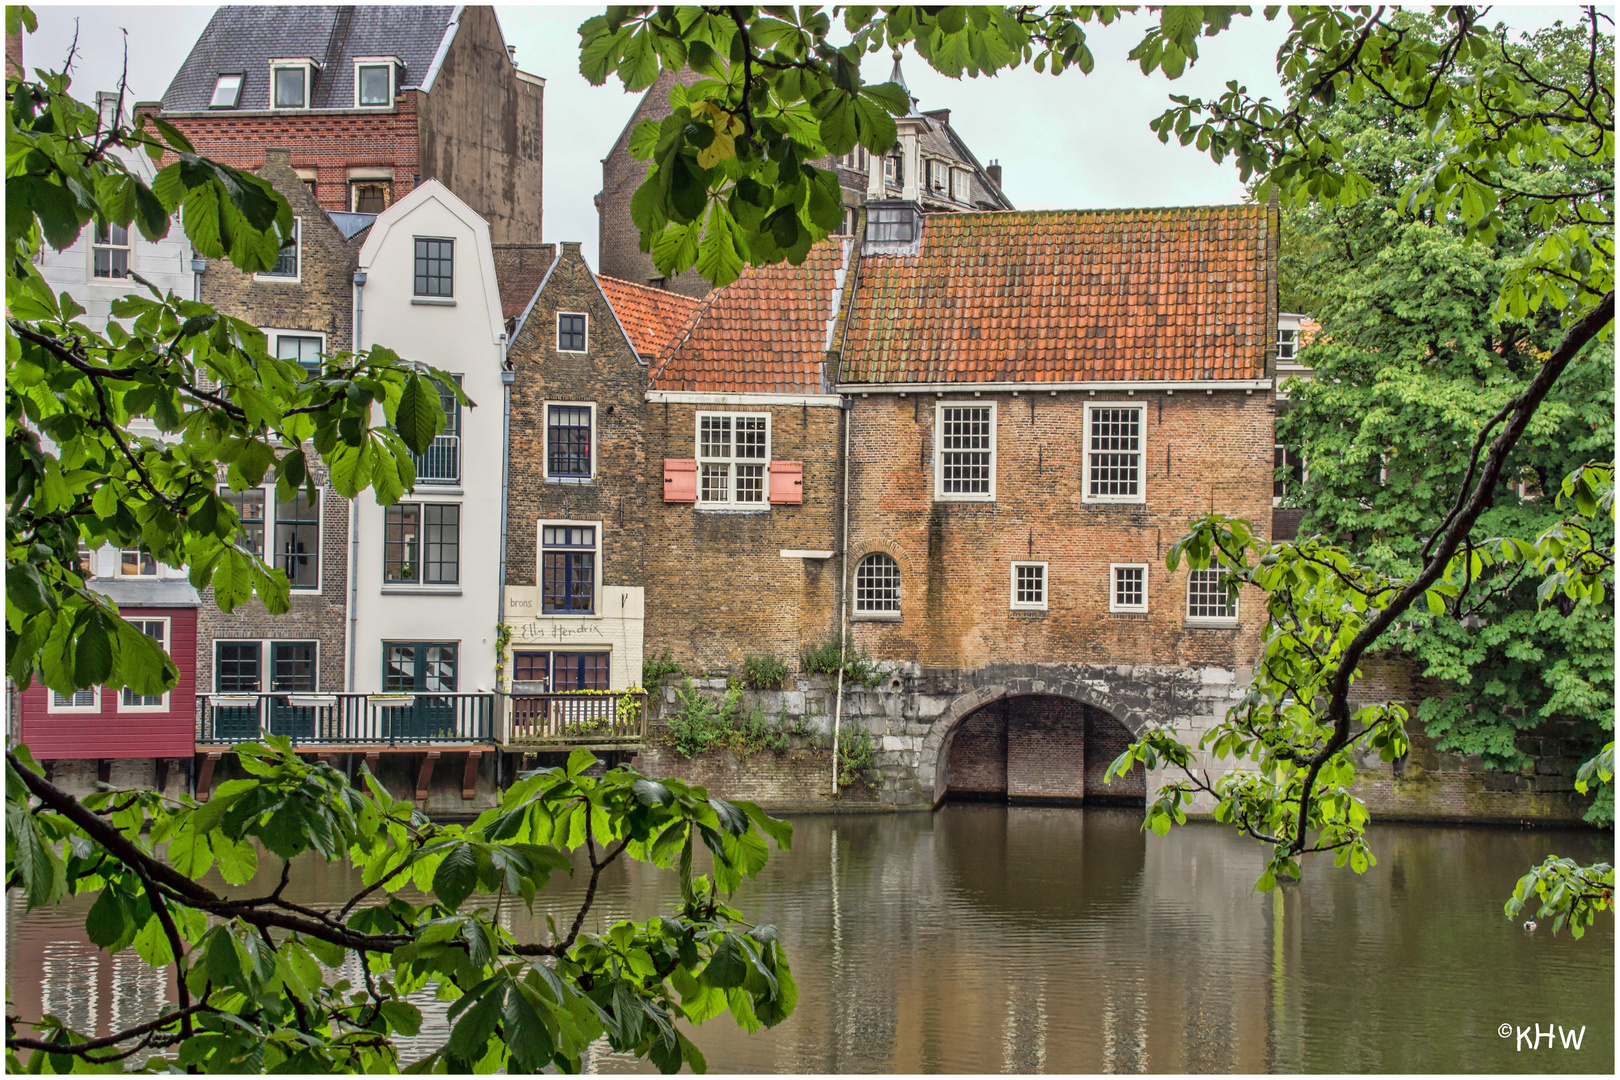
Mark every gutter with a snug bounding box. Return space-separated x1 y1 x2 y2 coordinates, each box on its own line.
347 267 367 691
836 378 1275 395
497 332 513 689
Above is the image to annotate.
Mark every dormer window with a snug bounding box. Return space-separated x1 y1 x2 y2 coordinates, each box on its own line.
270 60 315 109
354 57 400 107
210 73 243 109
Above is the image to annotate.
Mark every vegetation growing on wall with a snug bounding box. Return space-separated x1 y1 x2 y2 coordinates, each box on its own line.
799 637 888 689
741 654 789 691
642 648 683 686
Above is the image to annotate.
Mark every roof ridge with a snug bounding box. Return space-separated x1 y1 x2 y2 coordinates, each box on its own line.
596 273 702 306
918 202 1264 221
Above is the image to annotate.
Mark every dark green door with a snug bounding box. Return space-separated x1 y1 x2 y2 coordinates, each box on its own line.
382 643 458 740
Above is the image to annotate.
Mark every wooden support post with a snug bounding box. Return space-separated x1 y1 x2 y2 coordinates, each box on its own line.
415 751 440 802
462 750 482 801
196 752 223 803
96 759 111 786
155 758 169 795
359 752 379 791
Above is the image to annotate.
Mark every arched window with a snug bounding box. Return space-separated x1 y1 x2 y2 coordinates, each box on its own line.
855 553 901 613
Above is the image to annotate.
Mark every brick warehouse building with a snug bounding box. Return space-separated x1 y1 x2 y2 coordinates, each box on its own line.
148 5 543 245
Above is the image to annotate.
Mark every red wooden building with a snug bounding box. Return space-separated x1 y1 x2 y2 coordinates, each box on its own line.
15 578 199 760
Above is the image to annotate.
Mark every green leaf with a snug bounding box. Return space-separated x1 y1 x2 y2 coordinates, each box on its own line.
433 841 480 911
391 374 443 456
381 1000 423 1037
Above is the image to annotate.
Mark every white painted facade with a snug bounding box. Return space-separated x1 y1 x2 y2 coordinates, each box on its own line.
35 94 196 333
352 181 506 694
502 585 646 693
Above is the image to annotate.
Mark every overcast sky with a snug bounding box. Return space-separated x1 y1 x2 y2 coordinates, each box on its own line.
20 2 1583 267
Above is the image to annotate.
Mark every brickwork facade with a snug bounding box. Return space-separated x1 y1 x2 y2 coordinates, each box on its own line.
194 151 357 695
845 390 1274 673
642 399 845 671
942 696 1145 804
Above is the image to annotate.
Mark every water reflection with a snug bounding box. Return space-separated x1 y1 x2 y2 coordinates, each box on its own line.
7 805 1613 1073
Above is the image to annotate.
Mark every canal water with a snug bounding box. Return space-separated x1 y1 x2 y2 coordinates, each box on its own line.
7 805 1613 1072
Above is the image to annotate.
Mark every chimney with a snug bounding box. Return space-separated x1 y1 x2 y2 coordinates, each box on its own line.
923 107 950 127
987 159 1003 189
506 45 516 64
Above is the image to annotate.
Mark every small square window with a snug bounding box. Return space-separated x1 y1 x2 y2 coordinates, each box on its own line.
210 73 243 108
271 641 316 692
216 641 262 693
121 547 157 577
1011 562 1047 610
1110 564 1148 613
414 238 453 297
557 312 587 352
357 64 391 106
1187 568 1238 623
1278 328 1299 362
272 65 308 109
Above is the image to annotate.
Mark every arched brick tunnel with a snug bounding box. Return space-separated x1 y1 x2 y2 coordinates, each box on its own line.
943 694 1146 805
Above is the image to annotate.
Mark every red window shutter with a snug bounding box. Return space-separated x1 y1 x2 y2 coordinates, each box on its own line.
768 460 804 504
663 459 696 502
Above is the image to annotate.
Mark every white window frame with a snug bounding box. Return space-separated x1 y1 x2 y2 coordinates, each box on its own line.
556 311 589 354
269 59 314 110
926 158 950 193
89 221 132 284
353 56 399 108
853 551 902 618
120 546 159 577
255 216 301 283
1110 563 1149 613
264 328 326 376
536 519 603 618
1010 561 1048 611
1186 568 1240 626
951 167 972 203
118 617 172 712
542 401 597 482
209 72 244 109
934 401 997 502
1082 402 1147 505
1277 327 1298 362
48 686 101 714
695 412 772 507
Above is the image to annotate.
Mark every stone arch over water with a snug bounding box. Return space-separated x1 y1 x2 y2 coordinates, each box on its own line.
919 677 1153 806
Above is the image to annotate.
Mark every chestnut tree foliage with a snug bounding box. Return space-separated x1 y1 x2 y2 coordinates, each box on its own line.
5 6 793 1071
583 5 1614 932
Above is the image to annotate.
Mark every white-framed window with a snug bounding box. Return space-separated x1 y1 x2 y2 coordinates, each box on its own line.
119 619 170 711
121 547 157 577
557 312 588 353
837 146 869 172
926 158 950 193
353 57 398 107
49 687 99 713
539 520 601 615
1084 403 1146 503
1186 568 1238 624
1110 563 1149 613
270 330 324 376
215 485 321 589
209 73 243 109
934 402 996 501
696 412 770 505
1010 562 1047 610
951 167 972 203
257 218 301 281
1274 445 1304 504
1277 327 1298 362
92 222 131 280
219 486 265 558
854 552 901 615
270 60 313 109
544 401 596 481
884 154 901 187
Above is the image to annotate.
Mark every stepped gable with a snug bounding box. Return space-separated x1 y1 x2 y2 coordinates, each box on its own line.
595 275 704 358
650 240 849 394
841 204 1271 385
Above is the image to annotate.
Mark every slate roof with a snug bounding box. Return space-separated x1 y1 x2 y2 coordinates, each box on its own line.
841 205 1272 385
160 5 455 112
596 276 704 358
650 241 851 394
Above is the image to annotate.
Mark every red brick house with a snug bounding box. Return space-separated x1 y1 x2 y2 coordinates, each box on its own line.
148 5 543 244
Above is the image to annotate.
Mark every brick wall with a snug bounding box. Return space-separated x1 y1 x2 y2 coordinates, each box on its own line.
1084 704 1146 802
194 151 356 694
845 391 1274 673
941 696 1145 804
946 703 1006 795
642 400 844 671
1006 696 1087 802
504 243 646 591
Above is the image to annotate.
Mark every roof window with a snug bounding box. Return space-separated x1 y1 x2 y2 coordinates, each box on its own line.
270 59 316 110
354 57 401 107
210 73 243 109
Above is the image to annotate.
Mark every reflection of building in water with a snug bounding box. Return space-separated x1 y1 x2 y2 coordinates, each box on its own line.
109 953 169 1037
40 941 99 1036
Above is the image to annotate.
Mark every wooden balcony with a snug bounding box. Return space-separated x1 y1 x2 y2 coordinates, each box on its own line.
499 690 647 748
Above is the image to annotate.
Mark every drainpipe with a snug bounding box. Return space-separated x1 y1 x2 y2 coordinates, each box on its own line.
497 333 512 684
190 254 206 303
831 394 853 796
347 268 367 691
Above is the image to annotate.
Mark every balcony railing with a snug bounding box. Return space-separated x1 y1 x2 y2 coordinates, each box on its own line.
196 693 494 747
413 434 460 484
500 690 647 746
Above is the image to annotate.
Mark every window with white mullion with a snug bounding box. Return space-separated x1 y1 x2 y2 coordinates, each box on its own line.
1085 404 1145 502
1110 563 1148 613
1186 568 1238 623
696 413 768 505
935 403 996 500
1010 561 1047 610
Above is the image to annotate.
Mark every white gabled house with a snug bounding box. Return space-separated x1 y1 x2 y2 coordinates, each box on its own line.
352 179 506 712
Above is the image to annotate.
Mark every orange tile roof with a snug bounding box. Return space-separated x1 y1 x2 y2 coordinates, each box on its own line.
650 240 850 394
596 275 704 358
841 205 1272 384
